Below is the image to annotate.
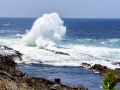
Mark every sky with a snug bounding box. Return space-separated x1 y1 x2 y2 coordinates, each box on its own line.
0 0 120 18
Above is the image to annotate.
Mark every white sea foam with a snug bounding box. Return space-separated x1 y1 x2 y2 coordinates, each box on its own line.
22 13 66 49
0 15 120 69
0 30 20 33
16 34 23 38
0 37 120 69
2 23 10 26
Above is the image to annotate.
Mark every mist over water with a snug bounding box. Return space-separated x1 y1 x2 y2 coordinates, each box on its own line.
22 13 66 49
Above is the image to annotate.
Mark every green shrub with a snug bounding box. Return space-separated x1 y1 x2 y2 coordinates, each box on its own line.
100 72 118 90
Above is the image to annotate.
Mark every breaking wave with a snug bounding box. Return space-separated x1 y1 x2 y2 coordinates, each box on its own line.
22 13 66 49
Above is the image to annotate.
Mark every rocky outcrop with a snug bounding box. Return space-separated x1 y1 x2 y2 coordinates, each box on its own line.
45 49 70 56
0 55 25 78
0 46 88 90
82 63 120 82
112 62 120 66
0 73 88 90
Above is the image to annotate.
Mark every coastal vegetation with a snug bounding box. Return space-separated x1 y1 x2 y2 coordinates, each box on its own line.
101 72 119 90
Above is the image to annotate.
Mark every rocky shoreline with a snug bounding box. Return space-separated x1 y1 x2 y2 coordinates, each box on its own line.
82 63 120 82
1 45 120 90
0 45 88 90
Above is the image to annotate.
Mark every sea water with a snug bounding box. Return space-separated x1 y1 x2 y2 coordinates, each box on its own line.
0 13 120 89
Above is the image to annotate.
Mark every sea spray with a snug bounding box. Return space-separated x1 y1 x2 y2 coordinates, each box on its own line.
22 13 66 49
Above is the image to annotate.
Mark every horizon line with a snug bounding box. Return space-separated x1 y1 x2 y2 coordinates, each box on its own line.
0 17 120 19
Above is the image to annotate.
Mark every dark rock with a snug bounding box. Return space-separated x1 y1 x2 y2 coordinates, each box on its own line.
90 64 109 74
45 49 70 56
82 63 91 67
88 64 120 81
14 70 26 77
55 51 70 56
114 68 120 81
112 62 120 65
0 46 25 78
54 78 60 84
0 46 88 90
72 86 79 90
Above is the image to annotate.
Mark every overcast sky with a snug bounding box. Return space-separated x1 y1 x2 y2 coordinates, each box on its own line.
0 0 120 18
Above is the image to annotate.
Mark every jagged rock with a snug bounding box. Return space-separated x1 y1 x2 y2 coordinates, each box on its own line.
114 68 120 81
0 46 88 90
45 49 70 56
82 63 91 67
90 64 112 75
112 62 120 65
54 78 60 84
55 51 69 56
13 70 26 77
0 46 25 78
87 64 120 81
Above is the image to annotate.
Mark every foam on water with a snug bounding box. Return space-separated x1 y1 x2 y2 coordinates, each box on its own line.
8 39 119 69
0 37 120 69
0 30 14 33
22 13 66 49
2 23 10 26
0 16 120 69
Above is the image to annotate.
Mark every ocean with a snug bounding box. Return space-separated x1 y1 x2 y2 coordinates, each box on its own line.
0 13 120 90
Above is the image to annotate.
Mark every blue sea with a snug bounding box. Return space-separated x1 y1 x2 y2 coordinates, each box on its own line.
0 14 120 89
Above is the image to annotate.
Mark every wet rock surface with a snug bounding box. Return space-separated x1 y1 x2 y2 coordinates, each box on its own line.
82 63 120 82
0 46 87 90
45 49 70 56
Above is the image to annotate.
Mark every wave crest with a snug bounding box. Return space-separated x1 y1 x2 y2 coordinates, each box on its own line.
22 13 66 48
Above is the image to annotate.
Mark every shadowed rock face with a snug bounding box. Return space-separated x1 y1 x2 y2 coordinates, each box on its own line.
0 54 25 78
0 45 24 77
0 46 88 90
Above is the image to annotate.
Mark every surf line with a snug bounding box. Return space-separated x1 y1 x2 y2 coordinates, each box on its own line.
45 49 70 56
79 52 112 62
